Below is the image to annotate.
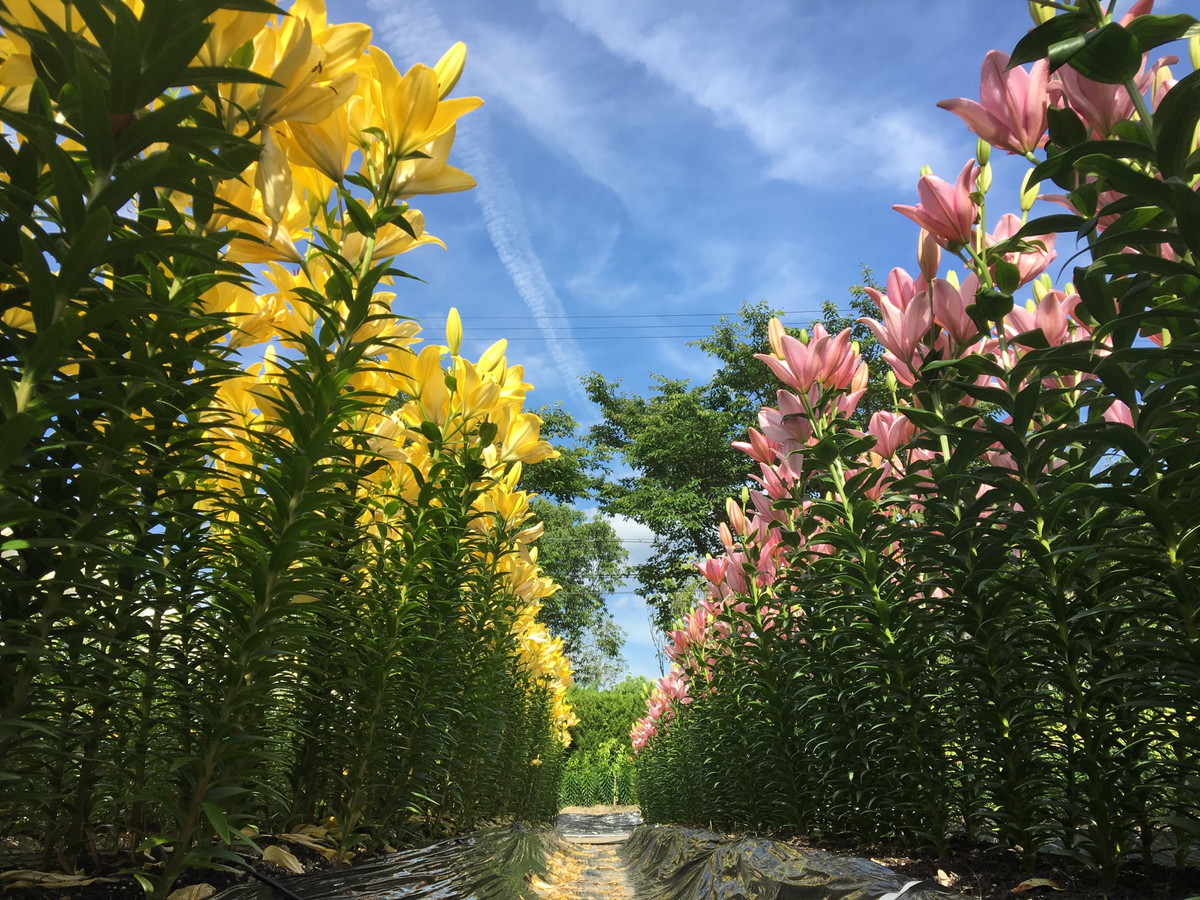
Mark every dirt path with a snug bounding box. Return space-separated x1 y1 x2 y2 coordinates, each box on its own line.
528 809 643 900
529 840 638 900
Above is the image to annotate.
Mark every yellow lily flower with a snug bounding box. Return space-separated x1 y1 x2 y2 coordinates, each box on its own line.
390 127 477 200
255 16 368 127
198 7 269 67
339 209 445 265
283 99 358 184
365 47 482 158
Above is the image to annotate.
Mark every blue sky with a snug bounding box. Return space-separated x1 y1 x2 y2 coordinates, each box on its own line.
323 0 1102 682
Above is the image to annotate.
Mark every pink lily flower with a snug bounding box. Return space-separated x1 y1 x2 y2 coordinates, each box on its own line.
1007 291 1073 348
868 410 917 459
931 274 981 348
758 391 814 444
1102 399 1135 427
861 289 933 365
893 159 980 249
987 214 1057 286
1055 54 1177 138
938 50 1051 155
755 323 861 394
865 266 924 313
732 427 780 466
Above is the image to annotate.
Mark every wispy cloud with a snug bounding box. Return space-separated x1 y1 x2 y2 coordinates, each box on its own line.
366 0 590 400
550 0 961 190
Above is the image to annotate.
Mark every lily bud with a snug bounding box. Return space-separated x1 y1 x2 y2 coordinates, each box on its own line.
1031 273 1053 301
798 328 809 345
944 269 961 289
917 229 941 282
446 307 463 356
977 161 992 195
1027 1 1055 24
975 137 991 167
885 371 898 394
1020 169 1040 213
435 42 468 99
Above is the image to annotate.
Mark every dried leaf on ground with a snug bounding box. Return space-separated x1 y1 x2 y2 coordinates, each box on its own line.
1011 878 1064 893
0 870 119 889
263 845 305 873
167 884 217 900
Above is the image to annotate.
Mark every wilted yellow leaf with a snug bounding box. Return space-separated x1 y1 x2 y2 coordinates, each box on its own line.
167 884 217 900
276 833 337 861
263 845 305 873
1011 878 1063 893
0 870 119 889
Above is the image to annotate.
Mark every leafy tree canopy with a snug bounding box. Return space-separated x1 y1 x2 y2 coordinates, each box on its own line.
565 677 652 755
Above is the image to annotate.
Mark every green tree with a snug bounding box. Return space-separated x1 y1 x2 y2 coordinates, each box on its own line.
565 677 652 753
517 404 628 684
530 497 627 672
584 291 890 635
558 678 651 807
582 302 787 635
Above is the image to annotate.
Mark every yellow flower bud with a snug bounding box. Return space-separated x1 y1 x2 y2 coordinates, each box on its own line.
1027 1 1055 24
1020 168 1040 214
434 42 467 99
447 307 463 356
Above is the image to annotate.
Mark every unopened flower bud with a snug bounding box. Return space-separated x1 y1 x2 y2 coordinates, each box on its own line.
919 164 933 177
977 162 992 195
975 138 991 167
885 371 898 394
945 269 961 289
1027 1 1055 25
798 328 809 345
446 307 463 356
1020 169 1040 213
917 229 941 282
1031 273 1053 301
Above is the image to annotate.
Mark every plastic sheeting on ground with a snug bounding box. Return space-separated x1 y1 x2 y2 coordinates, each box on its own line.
212 825 560 900
555 810 642 840
620 824 958 900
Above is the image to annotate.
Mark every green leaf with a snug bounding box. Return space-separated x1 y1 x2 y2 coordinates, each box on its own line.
176 66 282 88
1047 105 1088 149
111 92 206 159
967 287 1014 332
343 195 376 237
57 207 114 300
1009 12 1093 66
1154 70 1200 180
107 0 143 114
1058 23 1142 84
1125 13 1200 54
203 802 233 844
1030 140 1155 187
992 258 1022 295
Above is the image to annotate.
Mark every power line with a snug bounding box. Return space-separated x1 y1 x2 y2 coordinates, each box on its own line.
407 309 833 322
